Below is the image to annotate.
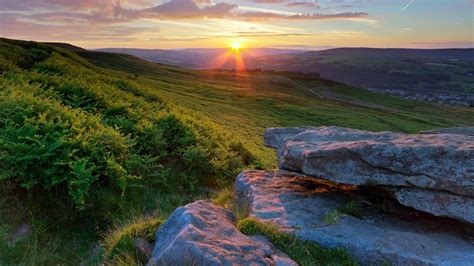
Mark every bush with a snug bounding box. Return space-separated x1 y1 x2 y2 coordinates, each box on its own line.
0 81 137 208
0 39 258 212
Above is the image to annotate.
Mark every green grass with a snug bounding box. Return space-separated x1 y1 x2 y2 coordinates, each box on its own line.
0 37 473 264
237 217 357 266
102 216 164 265
322 200 364 225
323 210 344 225
338 200 363 219
212 187 234 209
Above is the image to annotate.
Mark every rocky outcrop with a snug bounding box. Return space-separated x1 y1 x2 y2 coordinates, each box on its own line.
235 170 474 265
264 126 474 223
263 127 312 152
148 200 296 266
148 126 473 265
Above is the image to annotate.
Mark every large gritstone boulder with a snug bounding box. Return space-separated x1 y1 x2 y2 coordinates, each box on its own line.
148 200 296 266
264 126 474 223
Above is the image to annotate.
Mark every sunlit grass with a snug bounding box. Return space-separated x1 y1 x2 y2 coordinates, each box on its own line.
237 217 357 266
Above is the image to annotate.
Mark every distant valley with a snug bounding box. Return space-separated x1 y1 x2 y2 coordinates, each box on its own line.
98 47 474 106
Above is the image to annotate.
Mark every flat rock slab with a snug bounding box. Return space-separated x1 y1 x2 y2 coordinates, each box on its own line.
393 188 474 224
264 126 474 223
235 170 474 265
264 126 474 197
148 200 297 266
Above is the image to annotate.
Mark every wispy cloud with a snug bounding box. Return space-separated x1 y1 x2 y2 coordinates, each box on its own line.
401 0 415 11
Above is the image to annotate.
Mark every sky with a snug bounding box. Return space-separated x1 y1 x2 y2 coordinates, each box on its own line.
0 0 473 49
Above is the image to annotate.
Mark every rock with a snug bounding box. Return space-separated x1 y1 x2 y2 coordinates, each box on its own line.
393 188 474 224
420 127 474 136
235 170 474 265
265 126 474 197
8 223 31 244
148 200 297 266
134 237 154 259
264 127 313 150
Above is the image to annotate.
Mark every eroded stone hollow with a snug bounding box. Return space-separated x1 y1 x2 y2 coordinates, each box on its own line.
235 170 474 265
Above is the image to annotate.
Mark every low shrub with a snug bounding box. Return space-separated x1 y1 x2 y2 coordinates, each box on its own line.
0 40 258 213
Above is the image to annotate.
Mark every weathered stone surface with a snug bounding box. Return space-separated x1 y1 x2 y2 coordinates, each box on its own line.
235 170 474 265
8 223 31 244
134 237 154 259
264 126 474 197
264 127 313 150
393 188 474 224
420 127 474 136
148 200 297 266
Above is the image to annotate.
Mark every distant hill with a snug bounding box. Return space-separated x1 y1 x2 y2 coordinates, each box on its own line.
95 47 474 105
45 42 86 51
96 47 303 69
243 48 474 106
312 47 474 59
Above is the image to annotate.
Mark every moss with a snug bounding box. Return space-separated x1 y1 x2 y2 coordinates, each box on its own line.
237 217 357 266
339 200 363 219
323 210 343 225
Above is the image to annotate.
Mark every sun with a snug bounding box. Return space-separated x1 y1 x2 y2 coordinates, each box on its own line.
231 41 241 51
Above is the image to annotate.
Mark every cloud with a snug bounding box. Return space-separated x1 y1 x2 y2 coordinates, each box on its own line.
0 0 370 45
1 0 368 22
116 0 367 20
0 0 114 11
237 11 368 20
401 0 415 11
0 13 148 42
116 0 238 19
250 0 286 3
286 2 322 8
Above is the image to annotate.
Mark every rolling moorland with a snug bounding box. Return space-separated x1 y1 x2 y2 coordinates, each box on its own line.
100 47 474 106
1 37 474 264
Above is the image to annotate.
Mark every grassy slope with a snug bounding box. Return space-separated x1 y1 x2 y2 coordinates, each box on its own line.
81 50 473 166
1 38 473 264
246 49 474 98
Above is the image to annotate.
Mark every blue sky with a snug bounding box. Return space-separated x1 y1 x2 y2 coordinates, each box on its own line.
0 0 472 49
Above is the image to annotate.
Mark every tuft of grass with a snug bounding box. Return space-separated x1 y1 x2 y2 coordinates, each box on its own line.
0 222 70 265
232 199 252 221
102 216 163 265
323 200 364 225
338 200 363 219
323 210 343 225
237 217 357 266
212 188 233 209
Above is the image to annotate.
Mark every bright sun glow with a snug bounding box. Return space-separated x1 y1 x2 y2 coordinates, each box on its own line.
231 41 241 51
